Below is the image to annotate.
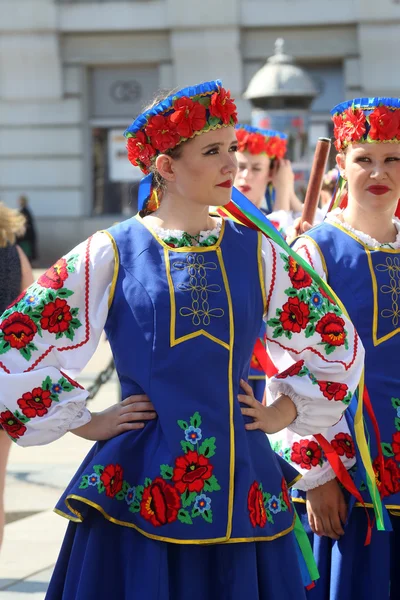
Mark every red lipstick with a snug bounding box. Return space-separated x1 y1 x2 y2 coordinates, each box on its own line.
367 185 390 195
216 180 233 188
239 184 251 193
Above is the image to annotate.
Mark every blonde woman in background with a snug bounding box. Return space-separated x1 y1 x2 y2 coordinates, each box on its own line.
0 202 34 548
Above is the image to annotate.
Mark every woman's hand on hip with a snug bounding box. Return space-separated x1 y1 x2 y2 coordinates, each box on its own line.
239 379 297 434
71 394 157 441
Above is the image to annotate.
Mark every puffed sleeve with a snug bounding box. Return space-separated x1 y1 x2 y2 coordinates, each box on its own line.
0 231 116 447
261 234 364 439
267 235 357 489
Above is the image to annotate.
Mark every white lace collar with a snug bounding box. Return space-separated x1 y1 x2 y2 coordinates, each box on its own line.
153 219 222 244
327 210 400 249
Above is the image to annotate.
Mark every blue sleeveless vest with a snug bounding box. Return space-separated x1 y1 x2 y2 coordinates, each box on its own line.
303 221 400 509
57 216 299 543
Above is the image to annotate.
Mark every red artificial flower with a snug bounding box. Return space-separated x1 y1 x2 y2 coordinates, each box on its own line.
369 106 400 142
209 88 237 125
40 298 72 334
17 387 52 418
168 97 207 138
281 477 292 512
276 360 305 379
140 477 180 527
288 256 312 290
100 463 124 498
145 114 181 153
332 114 346 150
279 297 310 333
38 258 69 290
331 432 355 459
126 132 156 172
0 312 37 349
291 439 322 470
0 410 26 439
248 481 267 528
373 457 400 499
318 381 349 402
392 432 400 462
340 108 367 145
316 313 346 347
246 132 267 155
236 128 249 152
172 450 213 494
265 137 287 159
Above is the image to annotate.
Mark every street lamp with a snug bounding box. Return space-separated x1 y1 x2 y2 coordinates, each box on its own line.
244 39 319 178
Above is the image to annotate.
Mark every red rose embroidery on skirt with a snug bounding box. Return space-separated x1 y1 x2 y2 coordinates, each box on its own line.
276 360 305 379
288 257 312 289
280 297 310 333
0 312 37 349
17 387 52 418
392 432 400 462
373 457 400 498
140 477 181 527
40 298 72 334
100 464 124 498
172 450 213 494
38 258 69 290
0 411 26 439
316 313 346 346
331 432 355 459
281 477 292 512
318 381 349 402
291 440 322 470
248 481 267 528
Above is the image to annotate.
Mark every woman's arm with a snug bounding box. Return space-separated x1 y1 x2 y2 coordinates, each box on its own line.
16 245 34 291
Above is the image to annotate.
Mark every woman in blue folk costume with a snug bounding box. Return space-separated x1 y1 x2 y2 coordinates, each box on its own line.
234 125 292 402
271 97 400 600
0 81 364 600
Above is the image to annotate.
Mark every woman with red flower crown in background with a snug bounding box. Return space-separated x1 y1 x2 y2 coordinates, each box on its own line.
0 81 364 599
0 203 33 551
270 97 400 600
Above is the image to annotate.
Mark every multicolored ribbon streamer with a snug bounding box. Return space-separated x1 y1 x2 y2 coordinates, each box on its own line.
217 186 385 533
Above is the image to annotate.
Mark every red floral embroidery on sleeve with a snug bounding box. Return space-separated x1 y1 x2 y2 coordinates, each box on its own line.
331 433 355 459
291 439 323 470
275 360 305 379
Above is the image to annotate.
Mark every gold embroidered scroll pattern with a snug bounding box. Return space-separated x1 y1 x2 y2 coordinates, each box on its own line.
172 254 225 326
376 256 400 327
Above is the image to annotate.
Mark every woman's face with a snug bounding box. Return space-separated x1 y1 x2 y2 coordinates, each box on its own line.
234 151 271 208
167 127 238 207
337 142 400 215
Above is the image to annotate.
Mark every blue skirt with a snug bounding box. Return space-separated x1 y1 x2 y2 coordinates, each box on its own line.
296 503 400 600
46 509 307 600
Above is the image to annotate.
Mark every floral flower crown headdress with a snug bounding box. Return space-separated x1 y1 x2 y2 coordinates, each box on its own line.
329 97 400 217
331 97 400 152
124 80 238 175
235 124 287 160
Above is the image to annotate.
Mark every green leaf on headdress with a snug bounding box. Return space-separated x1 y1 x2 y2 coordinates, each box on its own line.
208 116 221 128
197 96 211 108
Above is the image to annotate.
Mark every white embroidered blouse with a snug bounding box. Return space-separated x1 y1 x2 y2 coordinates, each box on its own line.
0 217 364 452
271 212 400 491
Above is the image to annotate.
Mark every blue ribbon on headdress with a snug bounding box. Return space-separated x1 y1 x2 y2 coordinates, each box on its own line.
138 173 154 211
